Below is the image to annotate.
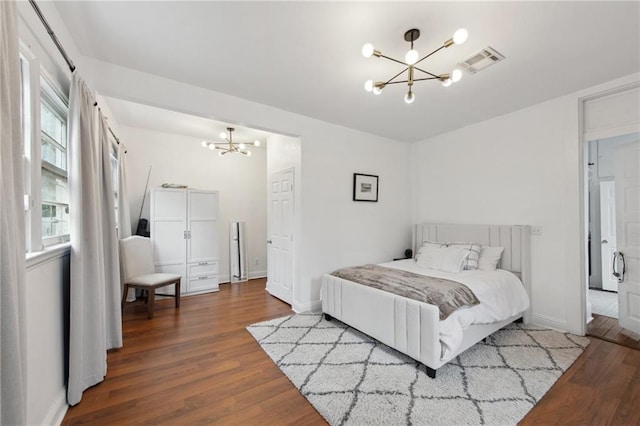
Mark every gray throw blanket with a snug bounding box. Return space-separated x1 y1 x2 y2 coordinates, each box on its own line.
330 264 480 320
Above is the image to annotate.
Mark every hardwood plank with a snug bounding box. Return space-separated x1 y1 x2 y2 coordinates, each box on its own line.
64 279 640 425
520 338 640 425
588 313 640 350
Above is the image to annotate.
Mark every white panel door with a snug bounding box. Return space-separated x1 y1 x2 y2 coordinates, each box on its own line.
267 169 294 304
600 181 618 292
187 190 218 264
151 189 187 266
189 221 218 263
615 140 640 333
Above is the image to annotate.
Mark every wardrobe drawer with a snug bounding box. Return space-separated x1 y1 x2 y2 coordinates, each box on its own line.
189 261 218 277
188 275 219 292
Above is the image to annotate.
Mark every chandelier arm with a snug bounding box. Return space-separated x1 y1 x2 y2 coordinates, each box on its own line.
378 54 410 67
383 80 411 85
413 45 446 67
383 68 410 85
412 77 441 82
413 67 440 79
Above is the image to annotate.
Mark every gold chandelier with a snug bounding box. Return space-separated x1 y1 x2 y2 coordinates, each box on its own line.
201 127 260 156
362 28 468 104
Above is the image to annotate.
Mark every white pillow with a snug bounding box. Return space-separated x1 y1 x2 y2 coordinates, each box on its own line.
417 241 446 252
447 242 482 270
477 246 505 271
416 245 469 273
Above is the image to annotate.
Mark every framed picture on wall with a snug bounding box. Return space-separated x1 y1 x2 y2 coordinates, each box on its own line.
353 173 379 202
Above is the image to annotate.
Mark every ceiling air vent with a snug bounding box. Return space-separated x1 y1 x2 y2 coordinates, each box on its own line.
458 46 505 74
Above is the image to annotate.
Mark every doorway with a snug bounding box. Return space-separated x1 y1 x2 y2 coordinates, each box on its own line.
585 132 640 348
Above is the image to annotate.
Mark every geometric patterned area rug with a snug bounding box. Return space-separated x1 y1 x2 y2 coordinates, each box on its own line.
247 314 590 426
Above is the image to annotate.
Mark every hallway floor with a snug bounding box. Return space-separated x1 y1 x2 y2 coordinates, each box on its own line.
589 288 618 318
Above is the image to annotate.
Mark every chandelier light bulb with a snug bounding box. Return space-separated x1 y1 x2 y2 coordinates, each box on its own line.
209 144 216 150
238 143 246 149
404 90 415 104
441 78 453 87
219 132 227 139
451 69 463 83
405 49 419 65
254 140 260 147
362 43 375 58
201 141 208 148
372 85 383 95
218 151 224 156
246 151 252 157
452 28 468 45
364 79 374 92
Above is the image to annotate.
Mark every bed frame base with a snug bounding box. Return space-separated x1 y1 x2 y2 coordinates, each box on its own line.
425 366 436 378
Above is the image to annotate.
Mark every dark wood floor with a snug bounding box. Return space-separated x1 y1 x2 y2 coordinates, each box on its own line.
587 313 640 350
63 279 640 425
62 279 325 425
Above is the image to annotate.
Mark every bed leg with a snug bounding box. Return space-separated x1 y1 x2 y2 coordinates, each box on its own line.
514 317 524 324
324 313 333 322
426 367 436 379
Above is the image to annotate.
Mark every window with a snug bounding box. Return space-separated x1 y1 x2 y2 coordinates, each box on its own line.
40 78 69 246
20 44 71 253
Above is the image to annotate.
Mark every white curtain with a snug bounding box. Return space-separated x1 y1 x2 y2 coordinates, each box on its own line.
0 1 27 423
116 146 136 301
117 145 132 240
67 74 122 406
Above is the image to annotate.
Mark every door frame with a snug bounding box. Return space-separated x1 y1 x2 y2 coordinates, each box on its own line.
579 82 640 334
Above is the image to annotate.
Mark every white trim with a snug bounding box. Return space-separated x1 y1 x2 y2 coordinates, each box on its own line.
219 271 267 285
292 298 321 314
248 270 267 279
40 387 68 426
26 242 70 270
532 313 571 334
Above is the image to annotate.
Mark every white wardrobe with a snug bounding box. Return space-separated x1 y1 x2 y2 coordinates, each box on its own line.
150 188 219 295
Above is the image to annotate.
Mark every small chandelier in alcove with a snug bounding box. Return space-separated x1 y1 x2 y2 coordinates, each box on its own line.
201 127 261 156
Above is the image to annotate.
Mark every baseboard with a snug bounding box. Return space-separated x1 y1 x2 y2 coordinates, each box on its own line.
531 313 569 333
40 387 68 426
292 299 322 314
219 271 266 284
249 270 267 279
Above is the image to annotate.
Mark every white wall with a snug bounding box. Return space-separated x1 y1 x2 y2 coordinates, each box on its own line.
412 73 640 334
413 97 569 328
121 125 268 281
25 252 70 425
87 58 412 311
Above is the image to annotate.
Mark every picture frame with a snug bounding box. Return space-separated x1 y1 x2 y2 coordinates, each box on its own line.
353 173 379 202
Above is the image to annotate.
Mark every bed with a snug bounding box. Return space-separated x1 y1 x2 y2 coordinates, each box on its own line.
321 223 531 378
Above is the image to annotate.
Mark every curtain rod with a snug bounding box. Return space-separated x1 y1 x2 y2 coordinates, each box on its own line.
28 0 75 72
29 0 126 154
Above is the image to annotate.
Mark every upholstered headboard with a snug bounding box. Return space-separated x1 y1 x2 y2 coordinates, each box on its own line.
412 223 531 322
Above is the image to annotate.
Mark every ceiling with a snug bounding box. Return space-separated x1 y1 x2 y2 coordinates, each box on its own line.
103 96 272 144
54 1 640 142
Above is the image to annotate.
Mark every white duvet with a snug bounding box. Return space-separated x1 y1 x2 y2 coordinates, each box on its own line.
379 259 530 358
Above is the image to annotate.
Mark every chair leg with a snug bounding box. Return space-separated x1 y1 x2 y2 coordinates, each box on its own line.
121 284 129 313
147 289 155 319
175 279 181 308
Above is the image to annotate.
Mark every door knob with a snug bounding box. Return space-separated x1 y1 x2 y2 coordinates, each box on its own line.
601 239 608 244
267 240 273 244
